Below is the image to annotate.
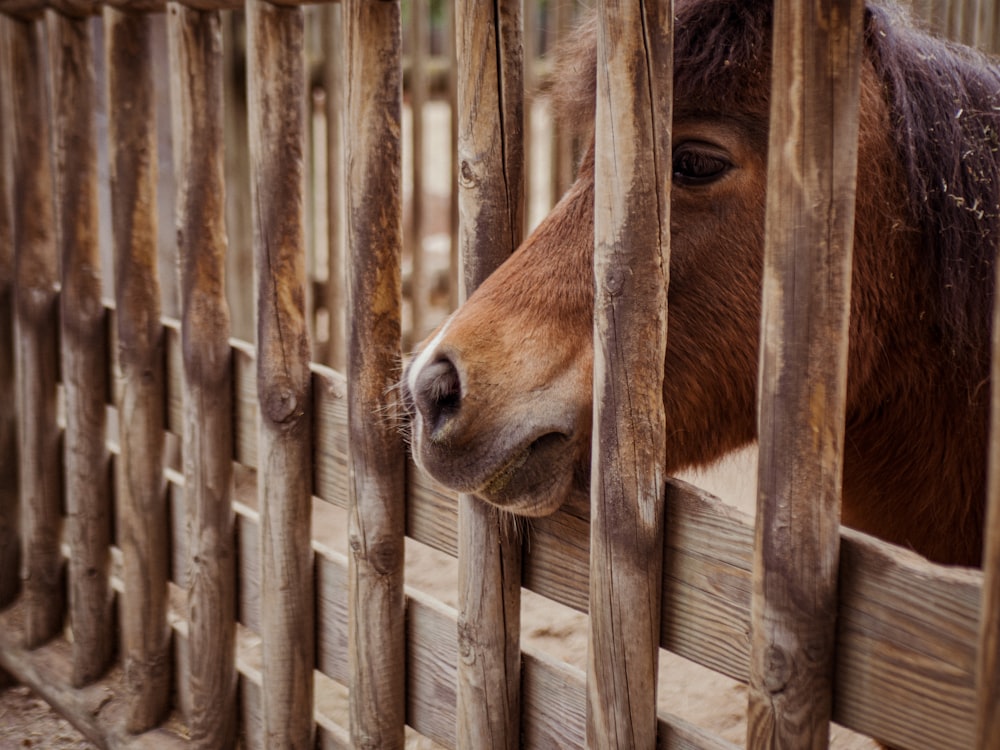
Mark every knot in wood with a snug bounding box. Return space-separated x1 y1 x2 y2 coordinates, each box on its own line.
762 644 792 694
262 387 299 424
603 267 626 297
456 619 476 662
459 160 477 188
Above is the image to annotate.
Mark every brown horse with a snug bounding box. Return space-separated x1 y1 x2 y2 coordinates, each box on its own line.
404 0 1000 567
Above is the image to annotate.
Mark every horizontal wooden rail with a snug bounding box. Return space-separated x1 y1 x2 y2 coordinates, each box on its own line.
76 305 989 748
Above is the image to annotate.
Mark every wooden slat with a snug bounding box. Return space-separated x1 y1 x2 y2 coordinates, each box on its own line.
105 6 171 731
0 16 21 610
246 0 314 745
453 1 525 746
8 13 64 649
588 3 671 748
166 4 237 746
47 8 114 687
344 1 406 747
407 0 426 343
748 1 864 746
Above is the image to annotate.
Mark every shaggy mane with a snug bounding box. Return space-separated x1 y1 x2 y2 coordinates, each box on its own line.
547 0 1000 360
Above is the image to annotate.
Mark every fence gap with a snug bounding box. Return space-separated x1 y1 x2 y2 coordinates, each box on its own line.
46 7 114 688
747 0 865 746
9 12 65 652
454 1 525 747
246 0 315 745
344 1 407 747
166 4 237 747
0 16 21 612
587 3 671 748
322 2 346 372
407 0 427 345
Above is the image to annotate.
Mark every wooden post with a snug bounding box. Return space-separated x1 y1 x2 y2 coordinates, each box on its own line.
47 7 114 687
7 13 64 651
106 5 171 732
587 3 671 749
454 1 525 747
322 2 346 372
246 1 314 746
167 4 237 747
344 1 406 747
0 16 20 611
747 1 864 747
407 0 427 343
446 0 459 311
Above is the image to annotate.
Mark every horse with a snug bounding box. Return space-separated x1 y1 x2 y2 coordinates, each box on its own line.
403 0 1000 568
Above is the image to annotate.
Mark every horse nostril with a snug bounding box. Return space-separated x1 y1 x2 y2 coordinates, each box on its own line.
414 356 462 433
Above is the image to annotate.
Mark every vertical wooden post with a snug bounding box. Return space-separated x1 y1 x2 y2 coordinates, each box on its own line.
345 1 406 747
8 13 64 651
445 0 459 311
587 3 671 749
322 2 346 372
47 7 114 687
454 1 525 747
0 16 21 612
167 4 237 747
106 6 171 732
408 0 427 343
747 1 864 747
978 237 1000 748
246 1 314 746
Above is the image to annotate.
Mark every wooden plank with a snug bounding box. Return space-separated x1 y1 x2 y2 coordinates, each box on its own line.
47 8 114 687
105 6 171 731
747 1 864 746
0 16 21 611
588 3 671 748
453 0 525 746
344 1 406 746
245 0 314 746
166 4 237 747
0 601 189 750
7 13 64 650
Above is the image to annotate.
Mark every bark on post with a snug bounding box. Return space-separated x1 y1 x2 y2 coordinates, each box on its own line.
246 1 314 746
747 1 864 747
0 17 21 611
166 4 236 747
587 3 671 748
47 8 114 687
344 2 406 747
454 1 525 747
7 14 64 651
105 6 171 732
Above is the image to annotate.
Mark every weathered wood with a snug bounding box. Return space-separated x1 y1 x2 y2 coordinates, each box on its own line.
321 2 346 371
166 4 237 747
105 5 171 732
47 8 114 687
454 0 525 746
748 2 865 747
0 17 21 611
246 0 314 746
344 1 406 747
7 14 65 649
588 3 671 748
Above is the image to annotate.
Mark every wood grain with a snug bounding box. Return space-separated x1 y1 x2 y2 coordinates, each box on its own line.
47 8 114 687
106 7 171 731
748 1 864 747
588 3 671 748
344 1 406 747
166 4 237 746
8 13 64 650
0 16 21 611
246 0 314 746
453 0 525 746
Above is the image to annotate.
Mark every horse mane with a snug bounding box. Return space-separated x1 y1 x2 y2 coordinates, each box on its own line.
547 0 1000 364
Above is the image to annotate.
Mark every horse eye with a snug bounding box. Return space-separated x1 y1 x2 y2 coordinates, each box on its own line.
672 146 731 186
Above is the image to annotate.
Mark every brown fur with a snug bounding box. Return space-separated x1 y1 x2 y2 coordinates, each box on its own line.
405 0 1000 567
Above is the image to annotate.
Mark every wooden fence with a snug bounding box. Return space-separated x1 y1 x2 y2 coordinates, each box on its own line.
0 1 998 749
